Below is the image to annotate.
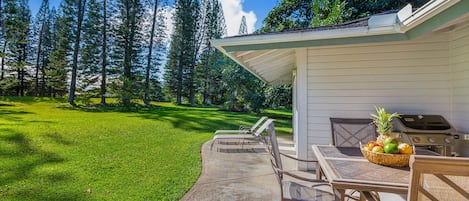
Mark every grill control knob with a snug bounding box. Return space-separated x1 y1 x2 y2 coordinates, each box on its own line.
428 137 436 143
444 136 454 144
413 137 421 143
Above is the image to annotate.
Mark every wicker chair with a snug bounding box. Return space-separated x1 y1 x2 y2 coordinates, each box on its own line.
264 119 334 201
408 155 469 201
330 118 377 148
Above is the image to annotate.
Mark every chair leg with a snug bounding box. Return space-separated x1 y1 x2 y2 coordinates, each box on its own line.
210 139 217 150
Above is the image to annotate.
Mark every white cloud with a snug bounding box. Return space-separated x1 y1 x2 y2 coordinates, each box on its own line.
219 0 257 36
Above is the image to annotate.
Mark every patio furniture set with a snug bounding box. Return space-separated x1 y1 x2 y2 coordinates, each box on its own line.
211 117 469 201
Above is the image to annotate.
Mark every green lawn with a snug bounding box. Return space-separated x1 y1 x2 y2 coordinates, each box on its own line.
0 97 292 200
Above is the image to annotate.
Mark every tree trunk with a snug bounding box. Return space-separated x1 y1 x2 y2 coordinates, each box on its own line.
144 0 158 106
40 54 46 96
0 40 6 96
68 0 87 106
176 50 183 105
100 0 107 105
20 47 26 96
35 19 46 96
122 0 136 106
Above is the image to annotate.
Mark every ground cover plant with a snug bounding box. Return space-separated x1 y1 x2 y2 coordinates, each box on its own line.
0 97 292 200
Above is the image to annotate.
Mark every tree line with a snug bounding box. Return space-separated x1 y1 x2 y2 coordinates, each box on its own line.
0 0 291 112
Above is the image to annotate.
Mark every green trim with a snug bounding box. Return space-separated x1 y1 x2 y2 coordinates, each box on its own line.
224 34 408 52
406 0 469 39
223 1 469 52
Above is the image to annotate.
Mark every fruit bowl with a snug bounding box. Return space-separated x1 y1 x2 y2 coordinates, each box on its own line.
360 145 413 167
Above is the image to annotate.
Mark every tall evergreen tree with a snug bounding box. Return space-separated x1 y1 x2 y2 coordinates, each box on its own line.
2 0 30 96
33 0 50 96
114 0 144 106
143 0 159 105
48 1 74 97
100 0 108 105
0 0 5 95
165 0 199 105
81 0 104 98
68 0 87 105
238 15 247 35
196 0 225 105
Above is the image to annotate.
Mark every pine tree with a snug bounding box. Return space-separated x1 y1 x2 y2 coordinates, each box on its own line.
33 0 50 96
0 0 5 95
114 0 144 106
165 0 199 105
40 7 57 96
238 15 247 35
48 1 74 97
100 0 108 105
68 0 87 105
196 0 226 105
80 0 104 98
143 0 160 105
2 0 30 96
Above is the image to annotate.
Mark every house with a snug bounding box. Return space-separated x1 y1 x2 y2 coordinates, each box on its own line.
212 0 469 170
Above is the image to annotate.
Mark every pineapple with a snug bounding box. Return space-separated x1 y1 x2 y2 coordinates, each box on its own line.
370 106 400 143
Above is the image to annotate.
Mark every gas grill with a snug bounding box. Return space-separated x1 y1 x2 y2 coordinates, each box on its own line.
393 115 457 156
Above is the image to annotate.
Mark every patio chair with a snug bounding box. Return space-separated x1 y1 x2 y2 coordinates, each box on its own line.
330 118 377 148
210 116 269 150
213 116 268 135
264 119 335 201
407 155 469 201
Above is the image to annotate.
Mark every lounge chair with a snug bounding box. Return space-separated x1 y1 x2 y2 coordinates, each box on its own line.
210 116 268 150
214 116 267 135
263 119 335 201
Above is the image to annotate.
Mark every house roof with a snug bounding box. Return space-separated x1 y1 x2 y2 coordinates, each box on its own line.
212 0 469 84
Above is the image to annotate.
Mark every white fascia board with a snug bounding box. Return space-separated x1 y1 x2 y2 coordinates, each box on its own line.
400 0 461 31
212 26 399 49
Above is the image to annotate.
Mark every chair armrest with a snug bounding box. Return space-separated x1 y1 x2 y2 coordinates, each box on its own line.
238 125 251 130
276 168 328 185
280 152 318 163
214 130 250 135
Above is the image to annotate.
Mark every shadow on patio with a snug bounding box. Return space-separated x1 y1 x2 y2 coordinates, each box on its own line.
181 137 322 201
181 137 407 201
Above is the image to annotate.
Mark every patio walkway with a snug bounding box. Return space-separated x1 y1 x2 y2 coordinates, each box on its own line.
181 137 406 201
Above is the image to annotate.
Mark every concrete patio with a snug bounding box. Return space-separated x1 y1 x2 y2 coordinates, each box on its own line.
181 137 407 201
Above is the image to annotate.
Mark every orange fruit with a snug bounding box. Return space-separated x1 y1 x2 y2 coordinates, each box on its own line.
398 143 413 154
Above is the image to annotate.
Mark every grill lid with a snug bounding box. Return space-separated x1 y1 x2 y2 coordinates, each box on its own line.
393 115 458 134
397 115 451 130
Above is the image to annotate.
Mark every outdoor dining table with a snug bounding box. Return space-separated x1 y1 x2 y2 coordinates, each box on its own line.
311 145 439 201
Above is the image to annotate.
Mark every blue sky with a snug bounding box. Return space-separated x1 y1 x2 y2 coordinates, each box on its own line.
29 0 277 35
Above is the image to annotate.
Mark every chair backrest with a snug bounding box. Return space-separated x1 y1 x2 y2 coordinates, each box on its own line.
263 119 285 197
330 118 376 147
252 118 273 137
408 155 469 201
249 116 268 132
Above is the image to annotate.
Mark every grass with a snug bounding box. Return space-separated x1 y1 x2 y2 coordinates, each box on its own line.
0 97 292 200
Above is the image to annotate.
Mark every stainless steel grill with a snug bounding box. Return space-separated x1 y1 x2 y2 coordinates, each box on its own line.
393 115 457 156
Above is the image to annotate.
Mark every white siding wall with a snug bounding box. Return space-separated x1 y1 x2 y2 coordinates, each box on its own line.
451 24 469 133
305 34 452 160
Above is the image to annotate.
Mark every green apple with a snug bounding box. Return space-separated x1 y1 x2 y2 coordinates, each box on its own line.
384 143 399 154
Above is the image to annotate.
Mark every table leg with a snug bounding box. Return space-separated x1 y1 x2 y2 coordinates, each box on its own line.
316 163 322 180
333 188 346 201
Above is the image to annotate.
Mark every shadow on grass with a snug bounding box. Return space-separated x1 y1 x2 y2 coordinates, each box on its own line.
0 96 65 104
0 129 83 200
57 103 293 136
58 103 264 133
